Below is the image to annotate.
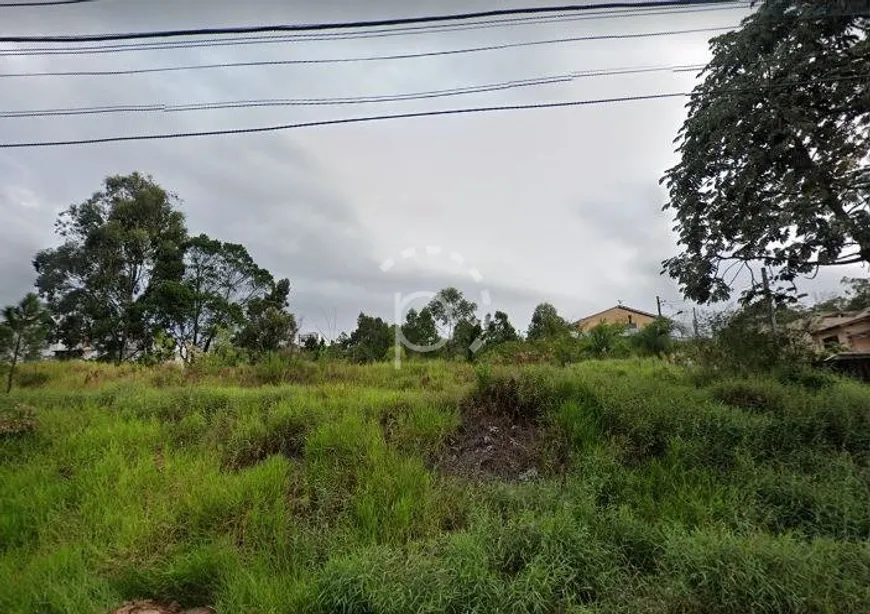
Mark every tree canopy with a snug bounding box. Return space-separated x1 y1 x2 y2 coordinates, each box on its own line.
344 313 393 363
234 279 297 356
1 293 52 392
156 234 276 361
815 276 870 312
34 173 187 363
401 307 440 352
484 310 520 346
32 173 294 363
428 287 477 338
527 303 571 340
662 1 870 303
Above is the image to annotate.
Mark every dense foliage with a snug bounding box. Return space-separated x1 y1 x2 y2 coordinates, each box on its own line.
0 293 52 393
34 173 187 363
28 173 293 364
663 1 870 303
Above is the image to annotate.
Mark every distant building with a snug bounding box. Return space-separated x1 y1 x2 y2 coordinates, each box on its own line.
575 305 658 333
808 309 870 353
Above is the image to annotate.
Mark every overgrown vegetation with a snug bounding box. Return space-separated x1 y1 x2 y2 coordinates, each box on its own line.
1 359 868 613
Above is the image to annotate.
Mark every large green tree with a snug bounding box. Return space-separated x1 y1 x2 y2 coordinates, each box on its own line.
401 307 440 352
662 1 870 303
427 287 477 339
156 234 275 361
344 313 392 363
0 294 52 393
234 279 297 356
527 303 571 340
34 173 186 363
484 310 519 346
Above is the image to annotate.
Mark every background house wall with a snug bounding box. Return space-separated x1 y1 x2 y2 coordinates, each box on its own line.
809 312 870 352
576 306 657 332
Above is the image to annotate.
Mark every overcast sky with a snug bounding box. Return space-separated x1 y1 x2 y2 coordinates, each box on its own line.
0 0 864 338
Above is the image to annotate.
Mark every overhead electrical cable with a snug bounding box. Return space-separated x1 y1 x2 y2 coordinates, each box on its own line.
0 75 575 118
0 25 738 57
0 93 691 148
0 0 100 6
0 1 746 43
0 64 709 117
2 72 866 149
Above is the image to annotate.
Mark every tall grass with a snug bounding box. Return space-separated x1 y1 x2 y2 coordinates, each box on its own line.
1 359 868 613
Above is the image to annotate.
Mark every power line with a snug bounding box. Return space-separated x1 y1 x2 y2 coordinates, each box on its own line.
2 70 864 148
0 56 701 79
0 92 691 148
0 1 743 43
0 25 738 57
0 74 577 118
0 0 100 6
0 64 707 117
0 4 750 54
0 5 753 56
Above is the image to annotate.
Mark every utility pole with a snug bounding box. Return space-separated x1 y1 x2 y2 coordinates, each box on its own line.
692 307 699 338
656 295 662 317
760 267 778 336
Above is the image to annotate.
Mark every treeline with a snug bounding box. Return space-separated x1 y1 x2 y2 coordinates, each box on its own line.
2 173 867 383
1 173 297 373
299 297 678 366
0 173 680 380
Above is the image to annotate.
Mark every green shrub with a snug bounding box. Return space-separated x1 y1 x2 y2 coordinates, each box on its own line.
250 352 319 386
661 530 870 614
750 459 870 540
14 368 50 389
222 404 310 469
631 317 675 357
711 378 788 412
471 366 565 422
582 322 631 359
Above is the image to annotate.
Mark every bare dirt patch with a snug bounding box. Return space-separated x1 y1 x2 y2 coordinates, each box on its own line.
432 407 553 481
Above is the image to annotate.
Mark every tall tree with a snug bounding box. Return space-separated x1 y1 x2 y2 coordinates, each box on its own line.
156 234 275 361
527 303 571 340
484 310 519 346
234 279 297 356
401 307 440 352
662 1 870 303
33 173 187 363
0 294 52 393
428 287 477 339
451 318 484 360
344 313 392 363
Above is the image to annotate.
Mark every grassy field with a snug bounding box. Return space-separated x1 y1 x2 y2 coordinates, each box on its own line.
1 358 869 613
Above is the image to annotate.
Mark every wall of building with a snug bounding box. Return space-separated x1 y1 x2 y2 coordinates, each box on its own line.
843 320 870 352
813 318 870 352
576 307 656 331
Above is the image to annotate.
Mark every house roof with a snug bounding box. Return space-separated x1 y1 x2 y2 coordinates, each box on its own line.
813 309 870 334
575 304 658 324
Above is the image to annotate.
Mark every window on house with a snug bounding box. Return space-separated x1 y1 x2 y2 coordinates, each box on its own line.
822 335 840 348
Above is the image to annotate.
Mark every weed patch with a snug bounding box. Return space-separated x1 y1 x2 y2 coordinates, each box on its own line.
2 359 869 613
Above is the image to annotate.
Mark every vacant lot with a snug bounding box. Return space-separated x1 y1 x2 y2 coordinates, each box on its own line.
1 359 869 613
